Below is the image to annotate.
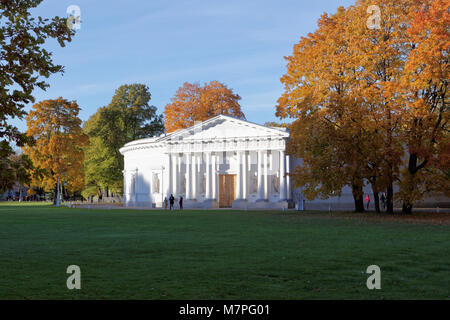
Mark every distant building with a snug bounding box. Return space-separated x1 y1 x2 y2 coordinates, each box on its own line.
2 183 28 201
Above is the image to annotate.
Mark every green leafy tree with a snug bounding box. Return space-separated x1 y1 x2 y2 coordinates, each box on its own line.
0 141 15 193
83 84 164 198
0 0 74 146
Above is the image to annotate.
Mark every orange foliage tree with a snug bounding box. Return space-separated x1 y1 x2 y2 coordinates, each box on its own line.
397 0 450 213
164 81 245 133
277 0 448 213
277 5 382 212
24 98 89 205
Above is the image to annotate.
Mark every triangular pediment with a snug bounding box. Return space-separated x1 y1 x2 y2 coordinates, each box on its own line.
159 115 289 142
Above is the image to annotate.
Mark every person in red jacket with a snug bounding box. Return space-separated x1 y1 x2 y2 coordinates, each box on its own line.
365 194 370 210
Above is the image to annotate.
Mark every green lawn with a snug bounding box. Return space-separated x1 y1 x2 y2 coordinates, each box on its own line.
0 203 448 299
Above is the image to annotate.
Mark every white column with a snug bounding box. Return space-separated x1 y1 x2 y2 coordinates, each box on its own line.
186 153 191 199
168 154 173 195
257 150 264 200
236 151 242 200
212 153 217 200
133 169 138 203
264 151 268 200
160 166 164 204
205 152 211 199
286 154 290 200
279 150 287 201
242 151 247 200
123 170 127 206
178 154 183 195
172 154 178 196
192 153 197 200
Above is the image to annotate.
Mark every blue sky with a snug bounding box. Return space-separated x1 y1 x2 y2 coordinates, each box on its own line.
13 0 355 132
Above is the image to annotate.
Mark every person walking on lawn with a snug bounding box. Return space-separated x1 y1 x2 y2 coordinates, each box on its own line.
169 194 175 211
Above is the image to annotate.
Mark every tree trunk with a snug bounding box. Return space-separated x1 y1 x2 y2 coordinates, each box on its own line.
18 185 23 202
55 179 61 207
373 191 380 213
352 184 365 212
401 153 425 215
53 183 57 205
386 183 394 214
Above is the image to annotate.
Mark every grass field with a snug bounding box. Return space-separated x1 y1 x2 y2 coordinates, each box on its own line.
0 202 448 299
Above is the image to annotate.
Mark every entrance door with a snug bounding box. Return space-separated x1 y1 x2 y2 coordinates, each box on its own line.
219 174 236 208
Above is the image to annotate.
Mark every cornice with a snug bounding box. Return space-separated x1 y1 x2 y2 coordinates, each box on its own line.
120 136 288 155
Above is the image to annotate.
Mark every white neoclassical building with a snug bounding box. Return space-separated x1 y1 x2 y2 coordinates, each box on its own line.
120 114 449 210
120 115 296 209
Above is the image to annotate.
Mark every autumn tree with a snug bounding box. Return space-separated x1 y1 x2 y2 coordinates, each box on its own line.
83 84 164 198
277 6 374 212
396 0 449 213
264 122 290 128
164 81 245 132
277 0 447 213
341 0 415 213
24 98 88 206
346 0 449 213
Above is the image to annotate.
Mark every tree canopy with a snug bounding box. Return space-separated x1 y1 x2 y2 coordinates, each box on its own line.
0 0 74 193
0 0 74 147
83 84 164 198
164 81 245 133
24 98 88 204
277 0 449 213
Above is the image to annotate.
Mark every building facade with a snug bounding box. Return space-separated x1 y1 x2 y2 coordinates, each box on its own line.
120 115 297 209
120 115 449 210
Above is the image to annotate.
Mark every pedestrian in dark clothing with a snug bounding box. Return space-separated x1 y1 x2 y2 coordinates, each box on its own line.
380 193 386 210
179 196 183 210
169 194 175 210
